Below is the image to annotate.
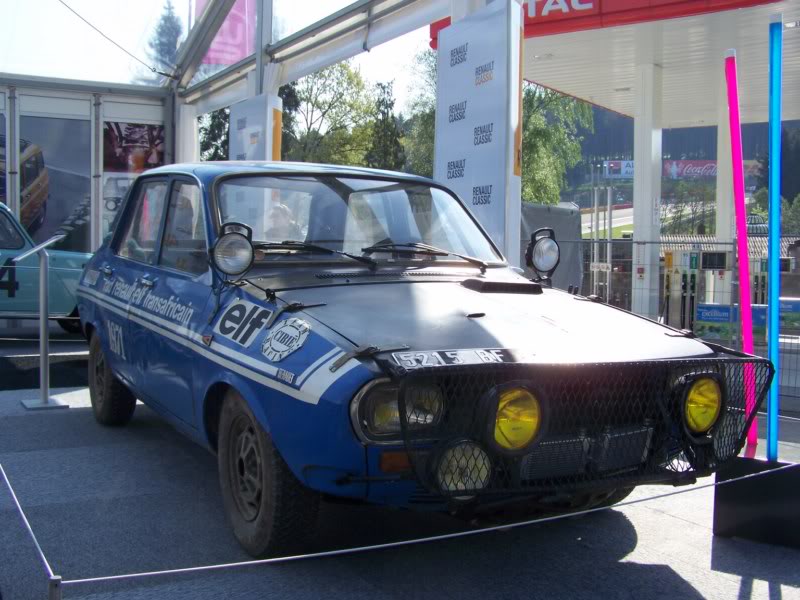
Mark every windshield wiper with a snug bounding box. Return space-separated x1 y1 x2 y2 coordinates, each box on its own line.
361 242 488 274
254 241 377 269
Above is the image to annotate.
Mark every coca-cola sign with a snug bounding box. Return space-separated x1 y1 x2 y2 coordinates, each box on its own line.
603 160 759 180
664 160 717 179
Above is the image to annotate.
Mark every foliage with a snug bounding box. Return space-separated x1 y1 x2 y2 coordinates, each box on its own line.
365 82 405 171
138 0 182 84
279 83 300 159
199 108 229 161
757 128 800 203
521 84 593 205
287 61 374 165
402 49 437 178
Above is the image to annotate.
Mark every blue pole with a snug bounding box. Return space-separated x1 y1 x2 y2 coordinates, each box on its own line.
767 15 783 462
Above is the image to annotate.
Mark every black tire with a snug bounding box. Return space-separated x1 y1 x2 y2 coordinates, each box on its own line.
218 389 319 557
88 333 136 426
58 312 82 335
592 487 635 509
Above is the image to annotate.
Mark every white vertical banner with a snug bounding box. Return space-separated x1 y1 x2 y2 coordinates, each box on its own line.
434 0 523 264
229 93 283 161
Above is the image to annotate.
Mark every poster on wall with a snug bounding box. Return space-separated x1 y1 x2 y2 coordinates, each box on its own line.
20 116 91 252
433 1 521 260
102 121 164 237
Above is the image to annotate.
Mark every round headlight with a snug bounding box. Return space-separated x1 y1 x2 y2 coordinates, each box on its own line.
494 388 541 450
436 441 492 493
213 233 254 276
532 238 560 273
685 377 722 434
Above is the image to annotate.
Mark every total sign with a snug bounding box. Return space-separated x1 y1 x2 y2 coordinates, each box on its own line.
434 1 522 263
527 0 598 20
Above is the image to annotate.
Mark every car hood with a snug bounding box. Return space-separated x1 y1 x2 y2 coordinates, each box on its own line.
280 280 714 363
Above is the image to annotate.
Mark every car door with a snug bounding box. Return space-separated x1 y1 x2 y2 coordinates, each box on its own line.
143 177 212 426
102 177 169 392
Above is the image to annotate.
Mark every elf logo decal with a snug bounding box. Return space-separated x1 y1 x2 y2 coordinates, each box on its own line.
262 318 310 362
214 300 273 348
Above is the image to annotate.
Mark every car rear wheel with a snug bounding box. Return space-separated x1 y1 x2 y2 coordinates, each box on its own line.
218 388 319 557
58 308 82 334
88 333 136 426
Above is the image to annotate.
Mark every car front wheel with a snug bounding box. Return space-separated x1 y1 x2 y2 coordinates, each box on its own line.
88 333 136 426
218 388 319 557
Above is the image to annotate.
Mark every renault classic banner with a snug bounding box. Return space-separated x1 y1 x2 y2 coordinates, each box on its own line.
433 0 522 259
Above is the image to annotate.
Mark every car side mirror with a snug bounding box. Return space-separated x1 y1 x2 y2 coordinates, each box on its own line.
525 228 560 282
212 222 254 277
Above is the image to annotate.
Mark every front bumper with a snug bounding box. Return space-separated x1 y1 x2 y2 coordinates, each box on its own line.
385 352 772 500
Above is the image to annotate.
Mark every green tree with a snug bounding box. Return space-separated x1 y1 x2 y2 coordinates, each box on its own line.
403 49 437 178
757 128 800 203
365 82 405 171
199 108 229 161
279 82 300 159
137 0 182 84
521 84 593 204
288 61 374 165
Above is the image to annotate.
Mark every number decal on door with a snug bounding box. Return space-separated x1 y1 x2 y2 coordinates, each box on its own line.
0 258 19 298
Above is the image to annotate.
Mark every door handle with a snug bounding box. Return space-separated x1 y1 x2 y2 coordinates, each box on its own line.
138 277 156 288
101 266 113 277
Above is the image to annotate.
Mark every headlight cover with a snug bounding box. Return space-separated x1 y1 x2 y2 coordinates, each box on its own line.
493 387 542 451
352 380 444 442
532 237 560 273
684 377 722 434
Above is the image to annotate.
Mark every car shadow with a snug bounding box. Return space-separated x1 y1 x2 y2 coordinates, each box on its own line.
1 404 706 599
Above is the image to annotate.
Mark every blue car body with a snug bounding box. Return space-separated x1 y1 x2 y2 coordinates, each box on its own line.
0 201 90 321
77 162 771 514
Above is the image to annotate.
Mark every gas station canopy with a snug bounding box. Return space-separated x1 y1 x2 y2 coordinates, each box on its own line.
434 0 800 127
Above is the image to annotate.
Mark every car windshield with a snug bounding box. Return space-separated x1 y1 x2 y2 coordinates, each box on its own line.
216 175 503 264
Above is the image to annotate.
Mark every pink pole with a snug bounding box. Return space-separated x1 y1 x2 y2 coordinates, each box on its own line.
725 50 758 447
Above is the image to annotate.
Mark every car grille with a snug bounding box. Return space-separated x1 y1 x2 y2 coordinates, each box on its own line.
391 356 773 498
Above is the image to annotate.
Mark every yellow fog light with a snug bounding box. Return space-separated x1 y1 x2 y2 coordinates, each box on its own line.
685 378 722 434
494 388 541 450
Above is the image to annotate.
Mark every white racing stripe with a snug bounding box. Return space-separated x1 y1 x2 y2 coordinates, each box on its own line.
296 347 342 387
78 285 362 405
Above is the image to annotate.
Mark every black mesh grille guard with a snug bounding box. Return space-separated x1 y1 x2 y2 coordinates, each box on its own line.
392 354 774 499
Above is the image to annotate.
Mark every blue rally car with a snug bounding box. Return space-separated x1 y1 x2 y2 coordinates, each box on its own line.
78 162 772 557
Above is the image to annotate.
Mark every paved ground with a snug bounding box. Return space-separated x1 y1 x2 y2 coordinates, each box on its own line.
0 386 798 600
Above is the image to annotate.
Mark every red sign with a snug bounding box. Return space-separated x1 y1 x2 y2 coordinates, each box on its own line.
430 0 776 47
526 0 599 22
663 160 760 179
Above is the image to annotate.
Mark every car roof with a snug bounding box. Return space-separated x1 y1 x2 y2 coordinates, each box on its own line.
143 161 439 187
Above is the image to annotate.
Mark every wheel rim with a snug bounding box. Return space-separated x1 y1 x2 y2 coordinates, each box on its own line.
228 415 263 522
92 349 105 409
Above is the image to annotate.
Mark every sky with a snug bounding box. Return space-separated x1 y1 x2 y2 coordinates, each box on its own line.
0 0 430 113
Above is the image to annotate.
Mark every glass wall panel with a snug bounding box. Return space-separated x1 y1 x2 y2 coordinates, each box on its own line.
189 0 257 87
272 0 354 41
0 114 6 207
102 121 165 237
0 0 191 86
19 117 91 252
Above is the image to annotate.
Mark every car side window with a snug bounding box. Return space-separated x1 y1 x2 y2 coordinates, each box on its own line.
158 181 207 275
117 180 168 264
21 157 37 189
0 212 24 249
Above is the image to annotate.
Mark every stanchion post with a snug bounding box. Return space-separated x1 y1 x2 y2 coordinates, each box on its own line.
49 575 63 600
12 234 68 411
767 14 783 462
